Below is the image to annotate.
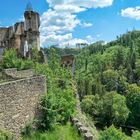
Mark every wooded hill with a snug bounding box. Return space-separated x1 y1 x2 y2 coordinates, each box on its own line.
41 30 140 139
75 30 140 131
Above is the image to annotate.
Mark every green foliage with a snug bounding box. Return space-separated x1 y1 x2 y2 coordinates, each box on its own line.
1 49 34 70
0 129 12 140
81 95 94 115
102 92 129 126
102 69 118 91
31 47 41 63
1 49 20 69
135 59 140 81
22 123 83 140
113 46 125 69
132 130 140 140
40 80 76 130
21 121 35 137
81 92 129 127
126 84 140 128
75 30 140 130
35 48 76 131
48 48 60 70
43 46 79 56
99 126 140 140
99 125 128 140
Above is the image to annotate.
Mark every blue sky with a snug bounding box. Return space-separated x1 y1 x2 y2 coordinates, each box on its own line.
1 0 140 47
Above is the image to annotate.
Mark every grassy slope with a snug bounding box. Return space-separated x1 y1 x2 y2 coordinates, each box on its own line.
22 123 83 140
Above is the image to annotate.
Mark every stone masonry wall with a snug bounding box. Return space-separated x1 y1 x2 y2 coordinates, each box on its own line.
0 75 46 139
3 68 34 79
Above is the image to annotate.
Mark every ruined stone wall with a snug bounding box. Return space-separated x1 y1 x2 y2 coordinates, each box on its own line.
0 75 46 139
3 68 34 79
0 28 8 42
0 9 40 56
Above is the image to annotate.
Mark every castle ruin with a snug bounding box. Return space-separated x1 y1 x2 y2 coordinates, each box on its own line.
0 3 40 58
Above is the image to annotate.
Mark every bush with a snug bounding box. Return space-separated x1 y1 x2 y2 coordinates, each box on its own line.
0 129 12 140
40 87 76 130
132 130 140 140
21 121 34 137
126 84 140 128
99 125 128 140
22 60 34 70
1 49 34 70
34 49 76 131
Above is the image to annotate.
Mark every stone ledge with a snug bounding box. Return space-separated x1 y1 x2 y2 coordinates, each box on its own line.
3 68 34 79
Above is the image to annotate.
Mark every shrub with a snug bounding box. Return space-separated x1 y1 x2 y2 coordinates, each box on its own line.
0 129 12 140
132 130 140 140
99 125 128 140
21 121 34 137
40 87 76 130
1 49 34 70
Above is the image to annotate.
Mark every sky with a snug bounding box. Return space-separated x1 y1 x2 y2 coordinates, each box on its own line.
1 0 140 47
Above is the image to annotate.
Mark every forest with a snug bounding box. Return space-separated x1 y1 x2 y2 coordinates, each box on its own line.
75 30 140 139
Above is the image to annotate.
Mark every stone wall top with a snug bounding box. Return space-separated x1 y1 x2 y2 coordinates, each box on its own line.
3 68 35 79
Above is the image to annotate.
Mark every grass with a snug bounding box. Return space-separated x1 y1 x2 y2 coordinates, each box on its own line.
22 122 83 140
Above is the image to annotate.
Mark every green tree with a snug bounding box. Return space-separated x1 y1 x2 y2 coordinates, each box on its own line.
99 125 129 140
81 92 129 127
101 92 129 126
135 59 140 83
35 50 76 131
126 84 140 128
48 48 60 71
136 37 140 56
113 46 124 69
81 95 94 116
102 69 118 91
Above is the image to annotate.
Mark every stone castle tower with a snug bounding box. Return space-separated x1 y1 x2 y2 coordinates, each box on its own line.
0 3 40 57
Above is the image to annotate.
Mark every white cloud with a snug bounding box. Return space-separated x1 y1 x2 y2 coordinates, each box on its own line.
41 33 72 46
54 4 86 13
82 22 93 28
61 38 88 48
40 9 80 35
40 0 114 47
41 33 88 48
47 0 113 9
121 6 140 20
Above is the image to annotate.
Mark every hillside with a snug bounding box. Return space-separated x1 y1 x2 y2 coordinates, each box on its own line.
75 30 140 136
